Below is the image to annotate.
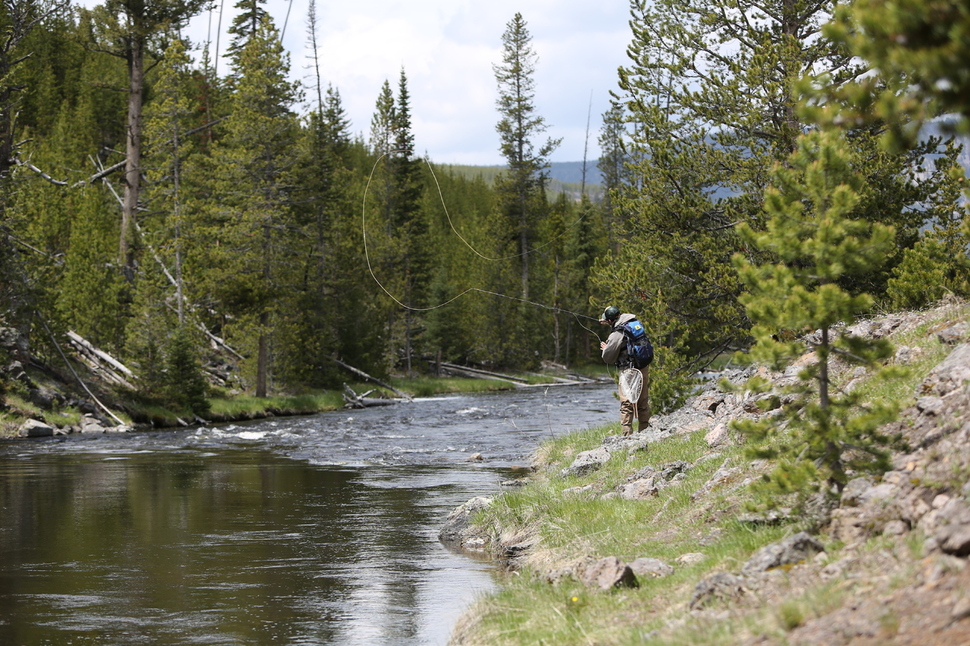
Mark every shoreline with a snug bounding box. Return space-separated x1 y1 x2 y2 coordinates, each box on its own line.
440 302 970 645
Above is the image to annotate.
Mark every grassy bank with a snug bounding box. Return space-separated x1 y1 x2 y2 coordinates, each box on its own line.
453 302 970 645
455 421 793 644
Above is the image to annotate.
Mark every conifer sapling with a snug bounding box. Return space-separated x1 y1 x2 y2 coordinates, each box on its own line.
730 131 903 506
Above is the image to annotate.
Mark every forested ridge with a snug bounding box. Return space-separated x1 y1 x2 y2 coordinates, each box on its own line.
1 0 969 419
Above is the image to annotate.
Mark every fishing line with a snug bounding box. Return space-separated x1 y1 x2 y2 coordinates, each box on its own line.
367 152 594 263
360 153 604 341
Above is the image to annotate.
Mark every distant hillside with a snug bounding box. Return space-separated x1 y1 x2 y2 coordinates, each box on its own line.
439 161 604 202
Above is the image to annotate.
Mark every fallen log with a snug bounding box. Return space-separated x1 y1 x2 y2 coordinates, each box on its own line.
342 384 401 408
65 331 136 390
332 358 412 401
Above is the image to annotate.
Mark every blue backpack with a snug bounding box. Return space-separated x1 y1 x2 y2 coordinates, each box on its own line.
619 319 653 369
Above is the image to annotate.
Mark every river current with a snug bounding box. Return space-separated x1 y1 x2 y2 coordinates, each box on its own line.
0 383 616 646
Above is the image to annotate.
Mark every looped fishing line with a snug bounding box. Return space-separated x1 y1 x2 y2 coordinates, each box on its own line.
361 152 604 342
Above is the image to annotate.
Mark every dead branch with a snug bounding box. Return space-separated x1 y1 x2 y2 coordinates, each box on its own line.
331 358 412 401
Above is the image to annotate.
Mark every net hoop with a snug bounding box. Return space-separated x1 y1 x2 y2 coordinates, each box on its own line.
618 368 643 402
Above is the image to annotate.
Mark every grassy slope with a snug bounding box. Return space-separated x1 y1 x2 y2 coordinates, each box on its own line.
454 301 970 645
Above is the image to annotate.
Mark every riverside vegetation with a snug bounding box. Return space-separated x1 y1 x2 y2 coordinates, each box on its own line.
441 300 970 645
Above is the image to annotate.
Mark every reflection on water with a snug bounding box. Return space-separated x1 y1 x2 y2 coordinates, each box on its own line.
0 385 615 645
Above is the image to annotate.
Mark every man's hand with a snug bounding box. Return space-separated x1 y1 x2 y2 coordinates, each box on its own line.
600 341 607 350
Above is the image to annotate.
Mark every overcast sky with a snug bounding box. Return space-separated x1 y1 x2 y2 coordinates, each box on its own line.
76 0 632 165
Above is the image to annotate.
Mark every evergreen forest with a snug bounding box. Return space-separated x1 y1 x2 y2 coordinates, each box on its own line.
2 0 969 417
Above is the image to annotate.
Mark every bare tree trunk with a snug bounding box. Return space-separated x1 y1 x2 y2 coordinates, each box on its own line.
256 322 268 397
120 35 145 281
519 189 529 300
256 223 272 397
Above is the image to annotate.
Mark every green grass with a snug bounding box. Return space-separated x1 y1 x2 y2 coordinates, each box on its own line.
848 302 970 405
207 390 345 419
465 421 796 645
389 376 517 397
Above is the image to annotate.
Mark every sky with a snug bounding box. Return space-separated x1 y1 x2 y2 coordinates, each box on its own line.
77 0 633 166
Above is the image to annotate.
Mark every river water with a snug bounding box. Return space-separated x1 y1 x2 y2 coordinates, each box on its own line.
0 383 616 646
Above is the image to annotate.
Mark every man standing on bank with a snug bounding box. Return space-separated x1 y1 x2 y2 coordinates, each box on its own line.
600 305 651 437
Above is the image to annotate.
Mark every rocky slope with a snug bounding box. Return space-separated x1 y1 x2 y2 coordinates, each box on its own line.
440 300 970 644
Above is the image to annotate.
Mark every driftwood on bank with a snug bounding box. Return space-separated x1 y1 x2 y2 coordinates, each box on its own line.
66 331 136 390
331 357 412 401
342 384 400 409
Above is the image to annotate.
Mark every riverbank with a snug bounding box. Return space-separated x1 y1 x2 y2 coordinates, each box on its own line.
443 300 970 645
0 362 611 439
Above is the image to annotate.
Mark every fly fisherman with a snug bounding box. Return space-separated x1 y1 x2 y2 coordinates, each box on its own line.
600 305 651 437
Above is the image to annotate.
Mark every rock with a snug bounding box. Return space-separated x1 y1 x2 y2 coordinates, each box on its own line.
19 419 54 437
691 459 741 500
882 520 909 536
741 531 824 576
438 496 493 547
630 557 674 579
919 343 970 397
840 477 875 507
916 396 944 416
689 572 747 610
617 477 660 500
935 499 970 556
561 446 612 478
704 423 730 448
0 326 30 364
79 415 107 434
858 483 896 504
676 552 707 565
580 556 638 591
466 452 484 462
617 462 689 499
936 321 969 345
562 484 597 496
894 345 924 365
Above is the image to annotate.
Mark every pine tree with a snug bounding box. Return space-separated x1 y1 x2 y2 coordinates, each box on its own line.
824 0 970 147
605 0 851 368
596 100 635 243
731 130 901 504
203 14 301 397
56 187 127 349
390 69 428 376
493 12 560 302
227 0 270 57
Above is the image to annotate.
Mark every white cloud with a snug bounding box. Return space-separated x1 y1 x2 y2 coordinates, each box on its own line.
76 0 632 165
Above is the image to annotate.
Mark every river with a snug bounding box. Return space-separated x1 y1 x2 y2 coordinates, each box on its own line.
0 383 616 646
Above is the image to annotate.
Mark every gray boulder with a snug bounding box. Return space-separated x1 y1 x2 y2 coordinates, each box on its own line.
934 498 970 556
438 496 493 548
741 531 824 576
689 572 747 610
561 446 612 478
936 322 969 345
19 419 54 437
630 557 674 579
580 556 638 591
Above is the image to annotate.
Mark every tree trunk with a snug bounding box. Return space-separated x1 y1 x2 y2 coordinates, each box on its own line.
256 222 272 397
256 321 268 398
120 35 145 281
519 188 529 300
